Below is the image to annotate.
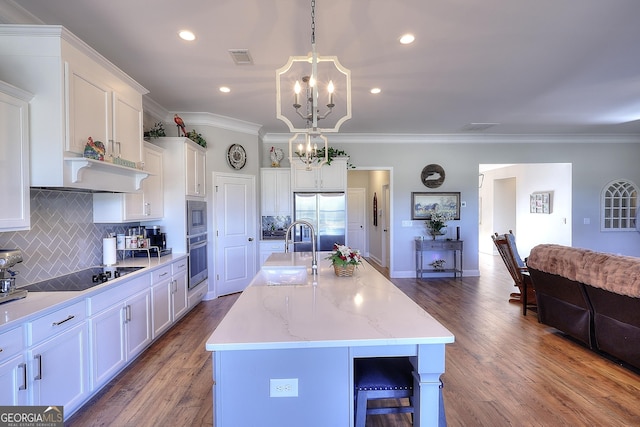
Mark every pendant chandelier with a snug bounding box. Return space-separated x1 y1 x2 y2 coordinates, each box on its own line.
276 0 351 170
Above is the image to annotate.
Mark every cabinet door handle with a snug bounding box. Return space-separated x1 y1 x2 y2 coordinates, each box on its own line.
34 354 42 380
126 305 132 322
52 315 75 326
19 362 27 390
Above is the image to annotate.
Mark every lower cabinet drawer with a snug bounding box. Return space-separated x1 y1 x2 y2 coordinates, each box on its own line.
29 300 86 345
0 326 24 362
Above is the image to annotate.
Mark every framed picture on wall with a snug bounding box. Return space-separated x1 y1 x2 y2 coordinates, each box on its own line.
411 192 461 220
530 192 552 214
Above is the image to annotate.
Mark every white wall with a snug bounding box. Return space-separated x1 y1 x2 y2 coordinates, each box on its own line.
479 163 572 258
321 140 640 278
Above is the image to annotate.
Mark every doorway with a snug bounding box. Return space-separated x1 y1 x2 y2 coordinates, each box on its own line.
213 172 256 296
479 163 572 259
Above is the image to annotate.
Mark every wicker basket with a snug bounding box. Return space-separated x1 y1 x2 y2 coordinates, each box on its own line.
334 264 356 277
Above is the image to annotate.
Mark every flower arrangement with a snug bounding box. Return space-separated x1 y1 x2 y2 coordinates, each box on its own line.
425 211 453 238
326 243 363 267
430 259 446 271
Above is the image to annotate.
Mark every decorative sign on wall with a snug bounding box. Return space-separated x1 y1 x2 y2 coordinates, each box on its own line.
530 192 552 214
420 164 445 188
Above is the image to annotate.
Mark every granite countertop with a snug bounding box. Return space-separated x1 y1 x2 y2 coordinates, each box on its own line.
0 253 187 330
206 252 454 351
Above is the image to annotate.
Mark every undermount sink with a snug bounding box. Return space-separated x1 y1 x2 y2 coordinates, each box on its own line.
255 266 309 286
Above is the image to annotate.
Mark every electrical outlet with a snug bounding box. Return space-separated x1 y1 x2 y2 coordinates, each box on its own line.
401 220 413 227
270 378 298 397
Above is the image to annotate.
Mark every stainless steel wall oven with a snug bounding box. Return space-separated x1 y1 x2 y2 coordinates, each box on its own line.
186 200 208 289
187 233 208 289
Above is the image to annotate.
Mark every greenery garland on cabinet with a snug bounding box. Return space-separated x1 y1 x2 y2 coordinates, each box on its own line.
316 147 355 168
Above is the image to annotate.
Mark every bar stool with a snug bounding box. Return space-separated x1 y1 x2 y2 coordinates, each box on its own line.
354 357 415 427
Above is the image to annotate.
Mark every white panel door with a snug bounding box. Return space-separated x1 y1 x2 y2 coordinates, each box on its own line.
214 173 257 296
347 188 366 252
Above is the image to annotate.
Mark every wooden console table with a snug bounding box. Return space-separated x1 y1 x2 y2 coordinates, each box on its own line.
415 238 463 279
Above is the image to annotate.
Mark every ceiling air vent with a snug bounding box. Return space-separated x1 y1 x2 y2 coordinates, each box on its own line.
461 123 499 131
228 49 253 65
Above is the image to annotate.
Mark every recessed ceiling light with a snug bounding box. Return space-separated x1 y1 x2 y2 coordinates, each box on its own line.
219 86 231 93
400 34 415 45
178 30 196 41
370 88 381 94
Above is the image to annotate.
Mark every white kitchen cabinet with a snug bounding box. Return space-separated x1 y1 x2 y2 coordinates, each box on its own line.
0 326 27 405
151 260 188 338
186 142 207 197
147 137 207 253
259 240 286 266
88 274 152 390
92 142 164 223
0 25 148 193
261 168 291 216
0 81 32 231
290 158 348 191
27 300 88 415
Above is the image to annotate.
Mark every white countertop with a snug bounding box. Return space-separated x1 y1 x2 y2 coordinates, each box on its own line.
0 253 187 330
206 252 454 351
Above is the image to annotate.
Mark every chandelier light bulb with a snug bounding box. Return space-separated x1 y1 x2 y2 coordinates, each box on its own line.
327 80 335 106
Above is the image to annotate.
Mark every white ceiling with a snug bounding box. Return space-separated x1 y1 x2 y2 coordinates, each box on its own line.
5 0 640 136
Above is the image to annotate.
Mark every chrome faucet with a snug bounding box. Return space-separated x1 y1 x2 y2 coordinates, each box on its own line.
284 220 318 276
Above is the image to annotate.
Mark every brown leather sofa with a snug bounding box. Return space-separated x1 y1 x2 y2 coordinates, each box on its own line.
527 244 640 370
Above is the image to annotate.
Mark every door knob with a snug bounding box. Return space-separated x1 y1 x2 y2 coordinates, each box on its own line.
248 237 254 241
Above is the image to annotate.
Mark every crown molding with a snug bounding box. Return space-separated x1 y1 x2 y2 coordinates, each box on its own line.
262 132 640 145
142 96 169 124
163 111 262 136
0 24 149 95
0 1 43 24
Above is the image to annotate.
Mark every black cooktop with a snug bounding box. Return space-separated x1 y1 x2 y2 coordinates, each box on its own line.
20 266 145 292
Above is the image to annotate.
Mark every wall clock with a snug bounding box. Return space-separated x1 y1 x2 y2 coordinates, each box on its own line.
227 144 247 170
421 164 445 188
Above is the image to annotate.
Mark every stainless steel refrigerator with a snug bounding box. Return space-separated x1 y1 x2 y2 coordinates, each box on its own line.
293 192 346 252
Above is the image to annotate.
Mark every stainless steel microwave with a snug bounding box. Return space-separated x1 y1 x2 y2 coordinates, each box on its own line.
186 200 207 236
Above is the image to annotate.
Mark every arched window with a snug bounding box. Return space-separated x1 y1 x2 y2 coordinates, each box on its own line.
601 179 638 231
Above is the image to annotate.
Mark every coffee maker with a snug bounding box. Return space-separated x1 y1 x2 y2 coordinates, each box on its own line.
0 249 27 304
133 227 171 257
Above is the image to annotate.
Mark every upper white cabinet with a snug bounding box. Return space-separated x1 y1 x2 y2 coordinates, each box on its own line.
93 142 164 223
185 142 206 198
0 80 32 231
290 158 348 192
261 168 291 216
148 137 207 253
0 25 148 193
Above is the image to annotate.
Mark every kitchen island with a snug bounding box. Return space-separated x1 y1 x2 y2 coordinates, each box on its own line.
206 253 454 427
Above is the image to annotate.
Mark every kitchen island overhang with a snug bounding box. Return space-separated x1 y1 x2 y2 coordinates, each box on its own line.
206 253 454 427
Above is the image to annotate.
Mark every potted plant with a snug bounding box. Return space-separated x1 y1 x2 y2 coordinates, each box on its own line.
144 122 166 139
425 211 452 240
326 243 363 276
186 129 207 148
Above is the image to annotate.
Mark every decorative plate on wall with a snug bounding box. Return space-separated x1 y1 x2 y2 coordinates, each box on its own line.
227 144 247 170
421 164 445 188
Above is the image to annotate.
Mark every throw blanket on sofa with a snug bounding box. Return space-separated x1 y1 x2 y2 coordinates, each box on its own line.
527 244 640 298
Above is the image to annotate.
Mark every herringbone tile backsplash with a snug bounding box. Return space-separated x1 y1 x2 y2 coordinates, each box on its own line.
0 189 133 286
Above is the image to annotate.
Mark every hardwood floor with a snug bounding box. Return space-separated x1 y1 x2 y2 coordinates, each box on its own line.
68 254 640 426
